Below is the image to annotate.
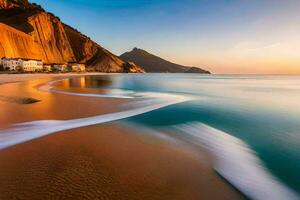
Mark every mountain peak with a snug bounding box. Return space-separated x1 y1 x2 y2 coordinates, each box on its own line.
121 48 210 74
132 47 146 53
127 47 154 58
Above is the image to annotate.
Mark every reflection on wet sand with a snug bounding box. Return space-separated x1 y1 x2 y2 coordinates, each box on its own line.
55 76 114 89
0 77 130 126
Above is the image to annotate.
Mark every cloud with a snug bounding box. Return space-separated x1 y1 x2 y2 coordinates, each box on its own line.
247 42 281 52
228 40 282 54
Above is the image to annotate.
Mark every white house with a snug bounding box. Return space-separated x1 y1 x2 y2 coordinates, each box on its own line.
20 59 43 72
2 58 21 71
1 58 43 72
53 64 68 72
43 65 52 72
70 63 86 72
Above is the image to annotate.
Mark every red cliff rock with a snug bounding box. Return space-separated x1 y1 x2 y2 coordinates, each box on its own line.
0 23 43 59
0 0 143 72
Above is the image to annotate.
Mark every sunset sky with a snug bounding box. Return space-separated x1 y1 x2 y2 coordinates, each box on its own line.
31 0 300 74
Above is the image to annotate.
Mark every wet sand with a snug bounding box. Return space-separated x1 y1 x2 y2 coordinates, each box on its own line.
0 74 245 200
0 73 104 85
0 74 131 125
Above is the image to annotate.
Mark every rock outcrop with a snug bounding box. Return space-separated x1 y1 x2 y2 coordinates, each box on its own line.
120 48 210 73
0 0 29 9
28 12 76 63
0 0 143 72
0 23 43 59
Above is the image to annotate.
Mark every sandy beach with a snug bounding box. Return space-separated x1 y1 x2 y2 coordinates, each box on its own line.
0 74 245 200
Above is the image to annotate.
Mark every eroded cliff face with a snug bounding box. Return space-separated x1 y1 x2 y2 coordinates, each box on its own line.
0 12 76 64
28 12 76 63
0 23 43 59
63 24 144 72
0 0 15 9
0 0 143 72
63 24 98 64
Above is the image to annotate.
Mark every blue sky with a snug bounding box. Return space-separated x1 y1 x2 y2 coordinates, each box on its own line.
31 0 300 74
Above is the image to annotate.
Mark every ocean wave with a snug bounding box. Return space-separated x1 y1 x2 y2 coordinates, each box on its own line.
0 79 190 150
173 122 299 200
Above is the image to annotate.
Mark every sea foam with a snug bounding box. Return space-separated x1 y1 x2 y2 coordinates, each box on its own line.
174 122 299 200
0 79 190 150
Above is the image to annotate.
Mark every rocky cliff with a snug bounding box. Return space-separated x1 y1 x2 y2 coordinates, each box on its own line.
120 48 210 73
0 0 29 9
0 0 143 72
0 23 42 59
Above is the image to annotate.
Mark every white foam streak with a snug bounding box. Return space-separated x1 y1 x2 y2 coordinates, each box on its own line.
0 91 189 150
174 122 299 200
38 79 136 99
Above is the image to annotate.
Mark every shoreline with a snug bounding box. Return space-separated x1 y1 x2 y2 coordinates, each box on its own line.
0 73 108 85
0 74 245 199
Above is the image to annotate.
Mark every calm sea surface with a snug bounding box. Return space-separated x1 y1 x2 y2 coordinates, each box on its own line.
60 74 300 199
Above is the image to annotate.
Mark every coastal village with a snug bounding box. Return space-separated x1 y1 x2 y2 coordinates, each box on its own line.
0 57 86 73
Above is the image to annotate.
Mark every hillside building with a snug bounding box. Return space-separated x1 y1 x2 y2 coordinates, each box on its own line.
53 64 68 72
70 63 86 72
20 59 43 72
2 58 21 71
43 65 52 72
1 57 43 72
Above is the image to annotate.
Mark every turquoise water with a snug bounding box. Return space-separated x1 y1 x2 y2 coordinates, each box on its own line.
66 74 300 199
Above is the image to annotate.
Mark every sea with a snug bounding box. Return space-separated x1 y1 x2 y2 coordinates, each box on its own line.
2 74 300 200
